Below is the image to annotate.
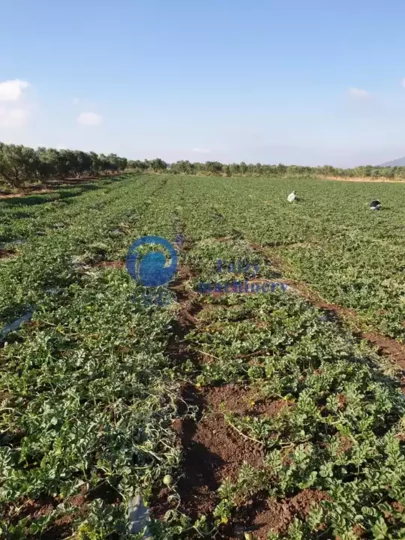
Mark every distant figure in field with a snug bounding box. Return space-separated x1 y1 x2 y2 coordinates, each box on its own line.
287 190 298 203
370 200 382 211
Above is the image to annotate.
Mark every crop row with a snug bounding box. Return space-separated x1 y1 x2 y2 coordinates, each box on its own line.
1 173 405 539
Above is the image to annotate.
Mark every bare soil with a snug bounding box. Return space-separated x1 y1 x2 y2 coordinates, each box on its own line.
0 172 125 199
0 248 16 259
95 260 125 269
316 175 405 184
2 474 120 538
363 332 405 370
229 489 329 540
151 384 280 529
150 246 308 537
150 384 307 539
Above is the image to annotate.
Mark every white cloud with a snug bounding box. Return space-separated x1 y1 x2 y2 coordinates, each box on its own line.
0 79 30 101
192 147 211 154
77 112 103 126
0 106 29 127
0 79 31 127
348 88 370 99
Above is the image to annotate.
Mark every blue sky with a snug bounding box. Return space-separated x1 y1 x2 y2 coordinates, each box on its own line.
1 0 405 166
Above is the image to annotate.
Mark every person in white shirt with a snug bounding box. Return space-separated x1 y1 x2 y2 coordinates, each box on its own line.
287 190 298 203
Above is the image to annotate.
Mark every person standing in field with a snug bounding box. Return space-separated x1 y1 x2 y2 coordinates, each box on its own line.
369 199 381 210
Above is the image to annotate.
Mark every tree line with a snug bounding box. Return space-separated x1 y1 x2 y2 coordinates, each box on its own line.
1 141 404 188
0 143 128 187
130 159 405 179
166 160 405 179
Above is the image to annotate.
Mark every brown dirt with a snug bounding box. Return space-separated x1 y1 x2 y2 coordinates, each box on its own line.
164 255 205 366
37 488 89 540
392 501 405 513
3 495 59 530
0 189 55 199
337 394 347 410
151 238 327 537
40 515 76 540
0 248 17 259
336 436 354 455
316 175 405 184
249 499 293 538
351 524 366 537
204 384 289 419
169 265 202 330
37 489 91 540
96 260 125 269
222 489 329 539
290 489 329 516
363 332 405 370
2 482 115 538
258 491 328 538
151 384 265 520
216 236 236 243
0 173 125 199
151 383 294 536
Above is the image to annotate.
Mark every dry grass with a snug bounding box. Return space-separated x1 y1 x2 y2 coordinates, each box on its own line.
317 175 405 183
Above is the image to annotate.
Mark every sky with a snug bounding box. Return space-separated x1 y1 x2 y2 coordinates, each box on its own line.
1 0 405 167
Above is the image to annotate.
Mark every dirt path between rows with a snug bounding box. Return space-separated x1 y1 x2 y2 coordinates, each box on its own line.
151 251 325 538
316 175 405 183
146 234 405 538
282 277 405 370
247 243 405 376
0 173 127 199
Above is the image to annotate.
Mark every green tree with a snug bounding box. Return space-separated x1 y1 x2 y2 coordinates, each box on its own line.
205 161 223 175
239 162 248 174
149 158 167 172
0 144 38 187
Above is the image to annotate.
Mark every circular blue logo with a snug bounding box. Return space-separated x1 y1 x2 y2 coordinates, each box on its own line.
126 236 178 287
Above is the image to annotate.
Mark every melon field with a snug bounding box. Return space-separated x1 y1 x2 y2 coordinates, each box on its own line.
1 173 405 539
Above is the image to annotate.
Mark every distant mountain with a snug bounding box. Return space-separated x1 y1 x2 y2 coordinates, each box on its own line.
379 157 405 167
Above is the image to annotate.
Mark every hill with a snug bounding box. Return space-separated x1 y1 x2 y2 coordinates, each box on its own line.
379 156 405 167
